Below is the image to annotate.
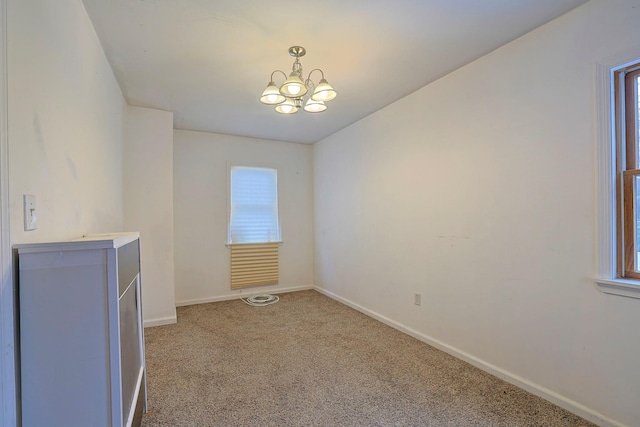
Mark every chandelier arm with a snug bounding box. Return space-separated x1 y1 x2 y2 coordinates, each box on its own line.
270 70 288 83
307 68 325 82
304 79 315 94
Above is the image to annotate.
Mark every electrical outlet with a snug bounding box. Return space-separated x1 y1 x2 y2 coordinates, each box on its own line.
414 293 421 306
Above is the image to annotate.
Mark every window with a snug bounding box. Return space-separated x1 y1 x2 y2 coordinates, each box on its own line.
228 166 281 244
595 55 640 298
616 63 640 278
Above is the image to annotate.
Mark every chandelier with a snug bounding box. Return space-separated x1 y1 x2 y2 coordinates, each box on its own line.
260 46 337 114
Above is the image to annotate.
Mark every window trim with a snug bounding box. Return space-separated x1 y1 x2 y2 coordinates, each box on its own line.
595 52 640 299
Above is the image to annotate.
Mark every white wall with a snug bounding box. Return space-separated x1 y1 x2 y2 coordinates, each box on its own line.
125 106 176 326
174 130 313 304
313 1 640 426
8 0 125 243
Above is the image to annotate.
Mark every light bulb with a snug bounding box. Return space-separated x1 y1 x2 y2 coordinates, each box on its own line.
280 73 308 97
260 82 285 105
304 98 327 113
275 99 298 114
288 85 301 96
311 79 337 102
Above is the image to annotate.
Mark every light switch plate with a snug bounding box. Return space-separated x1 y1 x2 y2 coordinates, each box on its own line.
23 194 37 231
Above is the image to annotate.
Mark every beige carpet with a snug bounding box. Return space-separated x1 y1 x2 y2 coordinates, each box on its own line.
141 290 594 427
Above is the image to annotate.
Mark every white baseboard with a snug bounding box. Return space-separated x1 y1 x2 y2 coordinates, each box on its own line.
144 315 177 328
175 285 314 307
313 286 625 427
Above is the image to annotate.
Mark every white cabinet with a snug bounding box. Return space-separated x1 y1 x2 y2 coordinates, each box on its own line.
15 233 147 427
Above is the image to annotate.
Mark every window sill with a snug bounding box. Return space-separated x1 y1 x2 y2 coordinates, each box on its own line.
225 241 283 247
594 278 640 299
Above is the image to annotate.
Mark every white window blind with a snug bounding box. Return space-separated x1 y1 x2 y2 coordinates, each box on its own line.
229 166 281 244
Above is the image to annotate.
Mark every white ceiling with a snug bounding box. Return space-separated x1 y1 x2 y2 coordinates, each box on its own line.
82 0 588 144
